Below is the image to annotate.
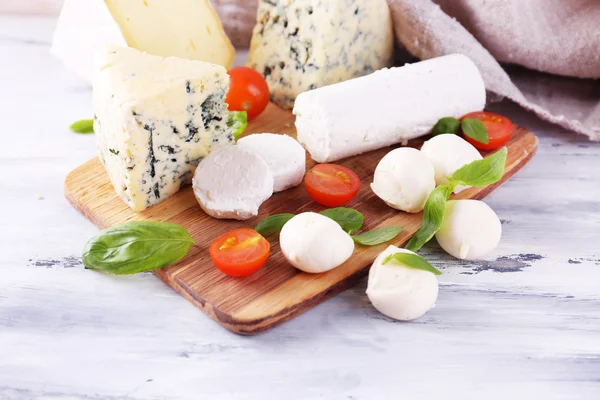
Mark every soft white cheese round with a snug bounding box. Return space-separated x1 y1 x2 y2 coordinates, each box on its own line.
279 212 355 273
435 200 502 260
371 147 436 213
366 245 439 321
192 146 273 220
420 134 482 194
237 133 306 192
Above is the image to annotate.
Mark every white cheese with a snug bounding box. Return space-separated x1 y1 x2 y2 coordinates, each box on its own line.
237 133 306 192
371 148 436 213
366 245 439 321
420 134 483 194
52 0 235 82
248 0 393 109
192 146 274 220
435 200 502 260
293 54 486 163
279 212 354 273
93 45 235 212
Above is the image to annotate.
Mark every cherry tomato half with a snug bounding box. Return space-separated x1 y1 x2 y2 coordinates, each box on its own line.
305 164 361 207
462 111 514 150
226 67 270 121
209 228 270 277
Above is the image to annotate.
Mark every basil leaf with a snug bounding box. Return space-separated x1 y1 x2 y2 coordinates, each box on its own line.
432 117 460 136
228 111 248 139
320 207 364 234
405 183 454 252
449 147 507 187
351 226 403 246
255 213 295 236
83 221 194 275
461 118 488 144
70 119 94 134
383 252 442 275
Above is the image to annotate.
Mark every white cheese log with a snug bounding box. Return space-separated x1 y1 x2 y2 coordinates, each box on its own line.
237 133 306 192
293 54 486 163
51 0 235 83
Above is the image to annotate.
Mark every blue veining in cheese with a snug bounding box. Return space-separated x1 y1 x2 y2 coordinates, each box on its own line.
248 0 394 109
93 45 235 212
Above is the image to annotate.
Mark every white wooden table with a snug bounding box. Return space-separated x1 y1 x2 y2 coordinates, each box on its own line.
1 15 599 400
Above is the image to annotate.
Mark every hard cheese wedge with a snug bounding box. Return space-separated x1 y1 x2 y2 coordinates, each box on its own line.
52 0 235 82
93 45 235 212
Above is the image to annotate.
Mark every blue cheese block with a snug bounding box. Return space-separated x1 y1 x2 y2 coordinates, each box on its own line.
93 45 235 212
248 0 394 109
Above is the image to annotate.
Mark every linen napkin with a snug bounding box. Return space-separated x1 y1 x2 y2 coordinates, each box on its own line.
386 0 600 140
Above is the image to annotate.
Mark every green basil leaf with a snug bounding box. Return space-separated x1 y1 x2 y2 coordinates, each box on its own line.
449 147 507 187
82 221 194 275
405 183 454 252
351 226 403 246
383 252 442 275
320 207 364 234
255 213 295 236
70 119 94 134
461 118 488 144
228 111 248 139
432 117 460 136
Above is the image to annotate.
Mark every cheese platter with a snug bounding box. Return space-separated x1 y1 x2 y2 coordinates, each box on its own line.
65 103 537 334
55 0 538 335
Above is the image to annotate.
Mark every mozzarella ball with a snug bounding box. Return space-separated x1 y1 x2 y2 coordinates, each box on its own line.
435 200 502 260
237 133 306 192
280 212 354 273
371 147 436 213
367 245 439 321
192 146 274 220
420 134 482 193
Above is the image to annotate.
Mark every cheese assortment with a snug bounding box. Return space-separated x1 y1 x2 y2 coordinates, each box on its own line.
52 0 235 82
248 0 394 109
64 0 526 326
293 54 486 163
93 45 236 212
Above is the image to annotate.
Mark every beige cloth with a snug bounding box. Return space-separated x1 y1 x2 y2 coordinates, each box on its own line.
387 0 600 140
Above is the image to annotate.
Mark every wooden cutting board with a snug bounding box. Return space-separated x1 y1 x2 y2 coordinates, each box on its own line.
65 103 538 335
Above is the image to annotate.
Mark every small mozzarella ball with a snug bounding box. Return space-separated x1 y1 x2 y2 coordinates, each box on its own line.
367 245 439 321
435 200 502 260
420 134 482 193
371 147 436 213
280 212 354 273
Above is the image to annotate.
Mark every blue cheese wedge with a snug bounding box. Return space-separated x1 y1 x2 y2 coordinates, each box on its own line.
51 0 235 82
93 45 235 212
248 0 393 109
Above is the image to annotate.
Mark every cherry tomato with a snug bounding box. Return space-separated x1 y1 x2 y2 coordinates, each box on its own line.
304 164 361 207
462 111 514 150
209 228 270 277
225 67 270 121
